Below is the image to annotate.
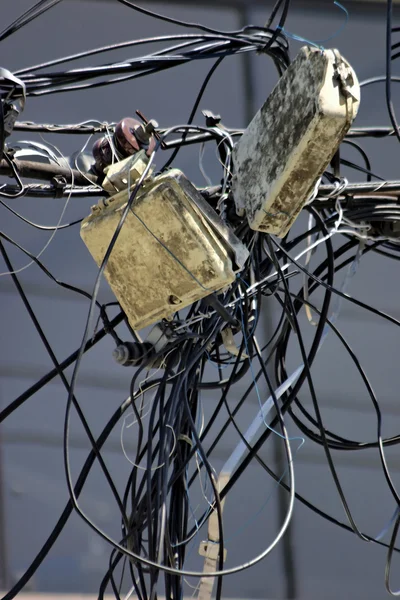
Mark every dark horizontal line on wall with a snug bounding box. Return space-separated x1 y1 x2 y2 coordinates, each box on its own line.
294 446 400 472
0 596 252 600
71 0 397 11
3 428 400 472
0 363 130 392
1 280 398 323
178 442 400 472
2 362 400 415
0 280 115 303
2 430 132 453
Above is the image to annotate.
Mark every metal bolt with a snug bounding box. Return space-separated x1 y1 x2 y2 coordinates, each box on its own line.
169 295 182 305
113 345 129 365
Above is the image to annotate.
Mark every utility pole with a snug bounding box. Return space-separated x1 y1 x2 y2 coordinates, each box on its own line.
0 389 9 590
237 3 298 596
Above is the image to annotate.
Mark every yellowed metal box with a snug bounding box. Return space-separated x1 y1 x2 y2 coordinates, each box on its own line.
81 169 248 330
232 46 360 237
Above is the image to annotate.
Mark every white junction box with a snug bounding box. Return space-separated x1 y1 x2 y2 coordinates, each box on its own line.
81 169 248 330
232 46 360 237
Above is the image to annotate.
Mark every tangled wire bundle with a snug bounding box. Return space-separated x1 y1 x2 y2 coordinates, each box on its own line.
2 1 400 599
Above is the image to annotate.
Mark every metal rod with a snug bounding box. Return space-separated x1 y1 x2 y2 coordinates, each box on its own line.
317 181 400 195
14 122 113 134
0 158 98 185
0 393 9 590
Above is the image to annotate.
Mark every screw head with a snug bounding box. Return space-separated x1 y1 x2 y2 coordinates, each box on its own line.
169 295 182 306
113 345 129 365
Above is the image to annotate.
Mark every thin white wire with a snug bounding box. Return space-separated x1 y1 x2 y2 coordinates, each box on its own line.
73 133 104 191
216 192 229 214
198 142 213 186
176 208 397 332
245 228 340 297
105 123 119 165
120 346 184 468
235 286 305 449
215 139 233 180
198 396 205 437
16 139 63 165
303 212 318 325
184 577 201 592
214 135 233 198
192 583 201 598
123 576 142 600
121 421 176 471
320 238 363 342
176 224 367 334
0 138 78 276
246 205 399 295
336 227 399 242
302 195 346 325
122 399 153 430
340 217 372 231
195 452 215 511
174 312 213 331
334 195 372 232
137 346 177 392
173 270 297 333
305 176 322 205
171 376 216 550
63 130 296 578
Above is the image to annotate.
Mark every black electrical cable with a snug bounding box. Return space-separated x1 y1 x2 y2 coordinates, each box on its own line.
0 229 121 344
15 34 234 75
60 303 294 579
115 0 287 38
340 157 384 181
0 98 4 160
266 230 372 541
0 230 99 304
3 363 182 600
0 0 62 43
265 0 286 28
0 394 133 600
385 513 400 596
273 236 400 329
341 140 373 182
387 0 400 145
161 56 224 171
0 311 125 424
119 324 225 584
5 2 400 597
20 34 288 96
282 290 400 451
187 241 362 492
99 551 124 600
0 197 83 229
263 0 291 54
218 345 400 555
0 240 128 525
182 223 375 543
183 325 286 494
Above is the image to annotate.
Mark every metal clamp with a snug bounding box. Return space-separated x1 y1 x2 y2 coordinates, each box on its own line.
199 540 227 562
332 50 357 101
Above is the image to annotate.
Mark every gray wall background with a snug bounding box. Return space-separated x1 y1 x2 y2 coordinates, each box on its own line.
1 1 400 598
